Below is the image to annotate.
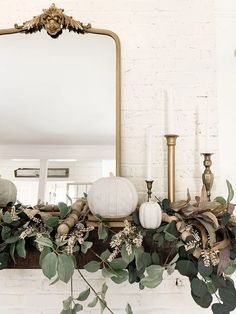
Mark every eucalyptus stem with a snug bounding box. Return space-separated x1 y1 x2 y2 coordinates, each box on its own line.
89 248 120 277
70 278 74 299
163 245 176 267
77 269 114 314
202 276 222 304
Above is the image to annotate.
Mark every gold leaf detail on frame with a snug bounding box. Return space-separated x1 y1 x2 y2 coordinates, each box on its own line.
14 3 91 37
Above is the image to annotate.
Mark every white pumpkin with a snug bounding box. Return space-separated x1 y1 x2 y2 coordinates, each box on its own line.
0 177 17 207
88 176 138 218
139 201 162 229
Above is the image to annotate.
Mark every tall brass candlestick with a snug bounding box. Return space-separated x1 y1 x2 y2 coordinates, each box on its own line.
165 135 178 202
201 153 214 201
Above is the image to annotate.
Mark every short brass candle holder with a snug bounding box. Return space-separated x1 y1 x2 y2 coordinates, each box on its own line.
145 180 154 202
201 153 214 201
165 134 178 203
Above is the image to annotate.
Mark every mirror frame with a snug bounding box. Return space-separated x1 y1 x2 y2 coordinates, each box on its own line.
0 4 121 175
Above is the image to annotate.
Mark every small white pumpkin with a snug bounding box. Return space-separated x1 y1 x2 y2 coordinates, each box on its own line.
139 201 162 229
0 177 17 207
88 176 138 218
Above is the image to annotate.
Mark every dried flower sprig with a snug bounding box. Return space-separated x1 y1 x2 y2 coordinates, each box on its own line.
108 220 143 262
65 223 94 255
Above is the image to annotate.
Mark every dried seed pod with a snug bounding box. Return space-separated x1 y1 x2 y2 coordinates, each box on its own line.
64 216 76 228
57 224 70 235
70 212 79 224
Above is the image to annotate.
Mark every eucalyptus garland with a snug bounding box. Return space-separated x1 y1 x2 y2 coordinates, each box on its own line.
0 181 236 314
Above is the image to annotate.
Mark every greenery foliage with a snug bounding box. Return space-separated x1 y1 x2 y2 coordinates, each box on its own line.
0 182 236 313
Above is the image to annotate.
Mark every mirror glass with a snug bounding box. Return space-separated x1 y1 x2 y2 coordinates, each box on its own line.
0 30 117 204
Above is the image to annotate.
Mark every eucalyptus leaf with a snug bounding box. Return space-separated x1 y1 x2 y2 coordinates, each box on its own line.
16 239 26 258
3 212 13 224
126 303 133 314
198 258 213 277
39 247 51 267
224 263 236 275
100 249 111 261
58 202 70 219
134 246 144 271
142 252 152 268
0 252 10 269
45 216 59 228
50 276 60 285
111 269 128 284
5 235 19 244
164 221 179 241
98 223 108 240
128 263 139 284
140 274 163 288
88 296 98 307
58 254 75 283
162 198 171 211
121 245 134 264
212 303 230 314
1 226 11 241
218 280 236 311
74 304 83 312
211 274 226 289
42 252 58 280
226 180 234 203
81 241 93 254
101 282 108 297
84 261 100 273
109 258 128 270
77 288 90 301
191 291 213 308
140 265 164 288
214 197 227 205
132 211 140 226
146 265 165 277
219 212 231 225
191 278 208 298
55 238 68 248
35 237 54 248
102 267 116 278
9 243 16 264
151 252 160 265
60 310 72 314
176 260 198 278
63 296 73 310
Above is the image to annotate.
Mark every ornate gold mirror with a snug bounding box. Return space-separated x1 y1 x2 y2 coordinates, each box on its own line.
0 4 121 204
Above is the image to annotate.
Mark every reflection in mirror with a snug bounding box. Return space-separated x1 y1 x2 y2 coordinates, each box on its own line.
0 30 117 203
0 158 115 205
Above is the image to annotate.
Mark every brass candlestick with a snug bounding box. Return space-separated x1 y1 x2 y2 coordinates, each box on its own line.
201 153 214 201
165 134 178 203
145 180 154 201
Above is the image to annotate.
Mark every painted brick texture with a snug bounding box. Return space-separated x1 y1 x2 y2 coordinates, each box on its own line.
0 1 217 313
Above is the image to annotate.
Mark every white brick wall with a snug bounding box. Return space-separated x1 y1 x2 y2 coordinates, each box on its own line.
0 0 219 313
0 270 212 314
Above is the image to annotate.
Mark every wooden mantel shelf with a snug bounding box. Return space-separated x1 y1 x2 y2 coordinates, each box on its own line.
7 229 117 269
6 229 174 269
